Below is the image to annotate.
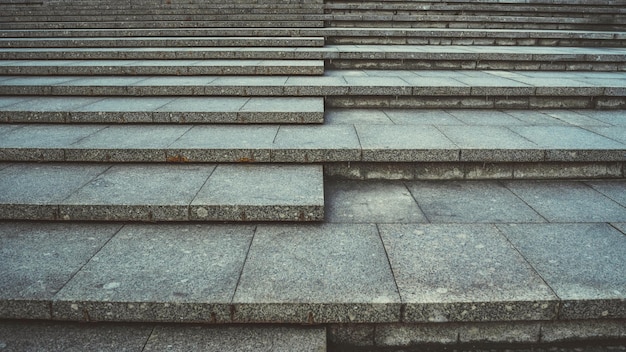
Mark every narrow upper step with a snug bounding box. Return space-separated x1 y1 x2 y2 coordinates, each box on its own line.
1 45 624 71
0 163 325 222
1 70 624 109
0 96 325 124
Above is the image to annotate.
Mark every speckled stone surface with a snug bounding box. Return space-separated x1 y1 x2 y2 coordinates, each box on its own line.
0 320 153 352
379 224 559 322
190 164 324 222
0 222 121 319
144 325 326 352
498 223 626 319
232 223 401 323
53 224 254 322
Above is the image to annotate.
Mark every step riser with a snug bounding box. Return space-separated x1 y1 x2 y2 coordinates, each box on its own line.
328 37 626 47
0 38 325 48
328 60 626 72
0 65 325 76
0 21 326 29
325 162 626 181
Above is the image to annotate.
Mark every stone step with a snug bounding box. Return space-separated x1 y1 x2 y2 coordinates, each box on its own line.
0 36 325 48
0 163 325 222
0 27 622 46
0 14 325 23
0 45 624 72
1 109 624 175
1 70 625 109
0 96 325 124
0 60 325 76
0 322 327 351
1 216 625 323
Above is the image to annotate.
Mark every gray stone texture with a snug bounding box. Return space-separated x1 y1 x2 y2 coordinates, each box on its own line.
0 320 153 352
53 224 254 322
325 180 427 223
0 222 121 319
406 181 545 223
379 224 558 322
144 325 326 352
498 223 626 319
233 223 401 323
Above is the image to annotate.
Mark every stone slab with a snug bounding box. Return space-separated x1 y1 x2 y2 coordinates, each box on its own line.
144 325 326 352
190 164 324 222
325 180 427 223
60 164 215 222
437 125 543 162
53 224 254 322
503 180 626 223
498 223 626 319
405 181 546 223
586 180 626 207
167 125 277 162
0 163 109 220
0 222 121 319
0 320 153 352
272 125 361 162
0 37 326 48
356 124 458 162
379 224 559 322
232 223 401 323
66 125 191 162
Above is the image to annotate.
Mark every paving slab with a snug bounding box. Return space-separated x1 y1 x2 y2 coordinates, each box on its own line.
406 180 546 223
498 223 626 319
325 180 427 223
272 125 361 162
144 325 326 352
66 125 191 162
503 180 626 223
586 180 626 207
60 164 215 222
232 223 401 323
53 224 254 322
0 163 109 220
438 125 543 162
384 109 462 125
0 222 121 319
167 125 278 162
378 224 559 323
191 164 324 222
356 124 458 162
0 320 153 352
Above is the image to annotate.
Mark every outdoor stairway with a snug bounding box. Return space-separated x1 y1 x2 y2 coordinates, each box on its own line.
1 0 626 351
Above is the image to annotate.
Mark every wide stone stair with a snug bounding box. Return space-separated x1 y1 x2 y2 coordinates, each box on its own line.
1 0 625 351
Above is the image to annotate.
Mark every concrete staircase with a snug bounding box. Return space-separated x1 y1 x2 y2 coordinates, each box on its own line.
1 0 625 351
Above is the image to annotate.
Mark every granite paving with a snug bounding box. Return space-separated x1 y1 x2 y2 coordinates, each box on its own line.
0 163 324 222
0 321 327 352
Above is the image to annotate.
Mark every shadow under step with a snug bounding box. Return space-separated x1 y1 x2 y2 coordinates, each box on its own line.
0 96 325 124
0 59 325 76
0 163 324 222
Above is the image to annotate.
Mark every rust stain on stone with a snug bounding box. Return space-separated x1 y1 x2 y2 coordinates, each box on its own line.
166 155 189 163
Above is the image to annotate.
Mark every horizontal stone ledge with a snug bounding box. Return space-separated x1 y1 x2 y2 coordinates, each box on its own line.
0 37 326 48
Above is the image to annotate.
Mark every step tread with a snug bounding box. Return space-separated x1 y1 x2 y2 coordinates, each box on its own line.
0 70 624 97
1 213 625 322
0 59 326 76
0 96 325 124
0 322 327 351
1 45 625 60
0 163 325 221
1 109 624 163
